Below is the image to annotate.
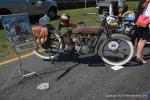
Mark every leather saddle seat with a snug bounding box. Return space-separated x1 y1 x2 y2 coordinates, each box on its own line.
71 26 103 35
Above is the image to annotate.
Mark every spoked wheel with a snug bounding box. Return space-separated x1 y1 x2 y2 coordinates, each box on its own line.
33 30 63 60
98 37 134 66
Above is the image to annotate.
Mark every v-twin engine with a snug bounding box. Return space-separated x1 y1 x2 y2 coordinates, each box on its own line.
71 34 95 54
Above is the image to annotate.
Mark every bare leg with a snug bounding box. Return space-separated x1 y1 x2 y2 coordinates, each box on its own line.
136 38 147 63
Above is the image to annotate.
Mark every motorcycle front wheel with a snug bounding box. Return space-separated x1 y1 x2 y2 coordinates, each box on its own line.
98 37 134 66
33 30 63 60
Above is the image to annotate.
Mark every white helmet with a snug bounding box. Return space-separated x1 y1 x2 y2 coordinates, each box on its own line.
60 14 70 20
106 16 118 28
106 16 117 24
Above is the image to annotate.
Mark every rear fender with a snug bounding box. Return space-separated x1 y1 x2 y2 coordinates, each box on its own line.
111 33 131 41
96 33 131 54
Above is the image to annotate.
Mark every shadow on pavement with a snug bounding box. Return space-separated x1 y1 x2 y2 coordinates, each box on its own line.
42 53 105 81
125 52 150 67
124 57 143 67
55 53 106 81
56 63 79 81
52 52 105 66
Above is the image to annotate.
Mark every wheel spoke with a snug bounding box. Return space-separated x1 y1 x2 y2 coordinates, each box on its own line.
50 37 58 40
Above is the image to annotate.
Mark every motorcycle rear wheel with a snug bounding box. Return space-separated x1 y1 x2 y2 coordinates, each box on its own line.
33 30 63 60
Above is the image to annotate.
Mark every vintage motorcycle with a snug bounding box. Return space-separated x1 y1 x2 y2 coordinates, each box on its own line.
32 14 134 66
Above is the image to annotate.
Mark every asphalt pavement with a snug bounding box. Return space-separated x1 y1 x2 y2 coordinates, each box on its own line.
0 47 150 100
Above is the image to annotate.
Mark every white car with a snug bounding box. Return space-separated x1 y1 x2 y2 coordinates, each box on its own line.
0 0 57 19
97 0 128 16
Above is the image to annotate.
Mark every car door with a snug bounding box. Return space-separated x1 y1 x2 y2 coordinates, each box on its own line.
28 0 49 15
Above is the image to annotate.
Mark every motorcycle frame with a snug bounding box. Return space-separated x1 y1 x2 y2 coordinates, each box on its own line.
57 14 112 55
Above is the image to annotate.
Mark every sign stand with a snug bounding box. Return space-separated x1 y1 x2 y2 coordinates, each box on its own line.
0 46 48 93
0 14 49 93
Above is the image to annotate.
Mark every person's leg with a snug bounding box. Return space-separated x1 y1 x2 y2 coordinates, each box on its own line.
131 26 141 46
131 27 137 45
136 38 147 63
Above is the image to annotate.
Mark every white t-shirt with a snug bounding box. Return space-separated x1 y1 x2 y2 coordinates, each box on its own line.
144 3 150 17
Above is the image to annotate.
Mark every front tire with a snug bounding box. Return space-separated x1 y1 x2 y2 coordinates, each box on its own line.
98 37 134 66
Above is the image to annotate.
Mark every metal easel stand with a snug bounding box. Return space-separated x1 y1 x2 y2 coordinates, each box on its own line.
0 49 48 93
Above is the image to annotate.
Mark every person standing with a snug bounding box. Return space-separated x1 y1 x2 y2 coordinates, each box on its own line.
131 0 146 45
135 0 150 64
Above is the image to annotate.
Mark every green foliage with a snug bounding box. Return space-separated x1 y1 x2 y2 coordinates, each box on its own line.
0 30 15 57
126 1 139 10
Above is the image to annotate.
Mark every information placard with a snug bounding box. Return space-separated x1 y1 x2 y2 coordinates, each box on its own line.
1 13 36 52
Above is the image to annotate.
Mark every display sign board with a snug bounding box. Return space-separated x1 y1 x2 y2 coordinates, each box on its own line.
1 13 36 53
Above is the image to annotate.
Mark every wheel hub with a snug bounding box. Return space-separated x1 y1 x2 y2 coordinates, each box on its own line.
108 41 119 50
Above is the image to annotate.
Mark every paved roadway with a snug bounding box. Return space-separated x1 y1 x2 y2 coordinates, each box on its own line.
1 46 150 100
